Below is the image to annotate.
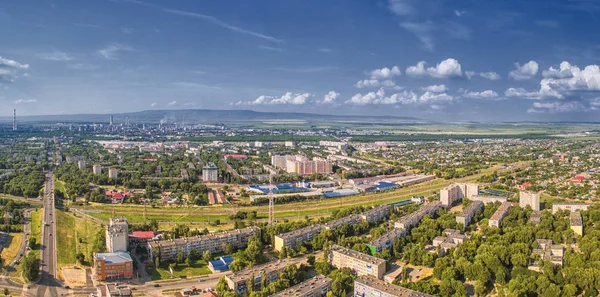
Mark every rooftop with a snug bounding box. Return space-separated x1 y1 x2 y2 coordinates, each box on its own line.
94 252 133 264
355 275 435 297
490 202 512 221
570 211 583 227
276 224 323 240
457 200 484 218
330 244 386 265
271 275 332 296
227 259 294 283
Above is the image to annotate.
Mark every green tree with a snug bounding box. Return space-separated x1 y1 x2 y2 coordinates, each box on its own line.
202 250 212 262
21 253 40 282
75 252 85 265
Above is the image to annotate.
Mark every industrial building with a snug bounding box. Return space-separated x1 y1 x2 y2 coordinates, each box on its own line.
202 162 219 182
489 202 512 228
93 252 133 281
225 259 295 294
274 225 323 252
106 217 129 253
354 275 435 297
328 244 387 279
271 275 332 297
570 211 583 236
552 202 589 214
149 226 260 262
519 191 540 211
456 200 484 227
394 201 442 230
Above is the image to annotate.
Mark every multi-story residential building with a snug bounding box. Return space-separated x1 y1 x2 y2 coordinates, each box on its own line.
471 195 508 204
570 211 583 236
489 202 512 228
271 155 287 169
108 168 118 179
77 160 86 170
93 164 102 175
430 229 466 256
552 203 589 214
528 211 542 225
328 244 387 279
106 217 129 253
394 201 442 230
456 200 484 227
149 226 260 262
323 214 361 230
93 252 133 281
440 183 479 207
529 239 564 271
354 275 435 297
285 155 332 175
202 162 218 182
271 275 332 297
361 205 391 223
367 228 406 254
225 259 294 294
274 225 323 252
519 191 540 211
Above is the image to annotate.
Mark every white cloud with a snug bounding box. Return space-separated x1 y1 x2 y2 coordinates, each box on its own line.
150 102 157 107
418 91 454 103
97 43 133 60
347 88 453 105
13 99 37 104
400 22 435 51
462 90 499 99
406 59 462 78
241 92 314 105
504 88 544 100
322 91 340 104
167 100 177 106
0 56 29 83
36 51 73 61
368 66 401 80
355 79 398 89
454 10 466 16
257 45 284 52
542 61 575 78
388 0 414 16
0 56 29 69
527 101 584 113
466 71 501 80
509 60 539 80
422 84 447 93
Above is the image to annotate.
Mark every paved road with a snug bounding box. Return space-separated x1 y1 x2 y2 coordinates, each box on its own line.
36 173 61 297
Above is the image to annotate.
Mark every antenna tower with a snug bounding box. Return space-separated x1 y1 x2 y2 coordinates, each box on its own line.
268 173 274 225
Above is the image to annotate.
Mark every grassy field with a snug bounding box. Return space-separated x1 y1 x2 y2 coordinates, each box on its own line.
0 233 23 272
148 259 212 280
56 210 103 268
30 209 42 256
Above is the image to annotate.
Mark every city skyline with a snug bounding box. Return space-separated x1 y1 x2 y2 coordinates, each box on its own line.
2 0 600 121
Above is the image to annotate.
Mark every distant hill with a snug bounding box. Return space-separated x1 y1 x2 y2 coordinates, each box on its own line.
2 109 425 125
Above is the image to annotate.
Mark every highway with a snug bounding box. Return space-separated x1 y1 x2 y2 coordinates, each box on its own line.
36 173 62 297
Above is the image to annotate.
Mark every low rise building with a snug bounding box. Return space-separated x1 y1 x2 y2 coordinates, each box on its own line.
329 244 386 279
456 200 484 227
430 229 466 256
394 201 442 230
225 259 294 294
354 275 435 297
271 275 332 297
489 202 512 228
528 211 542 225
93 252 133 281
274 225 323 252
519 191 540 211
96 284 132 297
570 211 583 236
529 239 564 271
149 226 260 262
552 203 589 214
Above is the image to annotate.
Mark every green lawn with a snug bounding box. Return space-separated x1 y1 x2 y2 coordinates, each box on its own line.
54 178 66 194
0 233 23 272
30 209 42 257
56 210 103 268
147 259 212 280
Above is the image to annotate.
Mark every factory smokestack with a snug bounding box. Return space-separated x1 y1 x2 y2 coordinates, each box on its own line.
12 109 16 131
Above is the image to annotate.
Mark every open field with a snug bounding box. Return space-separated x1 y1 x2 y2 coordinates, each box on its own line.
0 194 43 207
56 210 103 269
148 259 212 280
0 233 23 272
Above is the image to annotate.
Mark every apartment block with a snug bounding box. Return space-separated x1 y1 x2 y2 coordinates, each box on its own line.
108 168 118 179
271 155 287 169
529 239 564 271
77 160 86 170
440 183 479 207
361 204 391 223
489 202 512 228
472 195 508 204
519 191 540 211
354 275 435 297
323 214 361 230
106 217 129 253
274 225 324 252
570 211 583 236
456 200 484 227
394 201 442 230
202 162 218 182
93 252 133 281
328 244 386 279
225 259 294 294
552 203 589 214
528 211 542 225
284 155 332 175
271 275 332 297
149 226 260 262
367 228 407 254
93 164 102 175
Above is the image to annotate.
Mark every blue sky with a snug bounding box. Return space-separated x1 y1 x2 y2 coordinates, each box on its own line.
1 0 600 121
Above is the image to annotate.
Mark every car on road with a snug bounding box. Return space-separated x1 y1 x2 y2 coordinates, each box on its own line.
153 284 160 287
64 285 70 289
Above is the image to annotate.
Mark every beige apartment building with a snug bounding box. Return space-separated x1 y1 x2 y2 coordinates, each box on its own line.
456 200 484 227
489 202 512 228
328 244 386 279
271 275 332 297
519 190 540 211
274 224 323 252
354 275 435 297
